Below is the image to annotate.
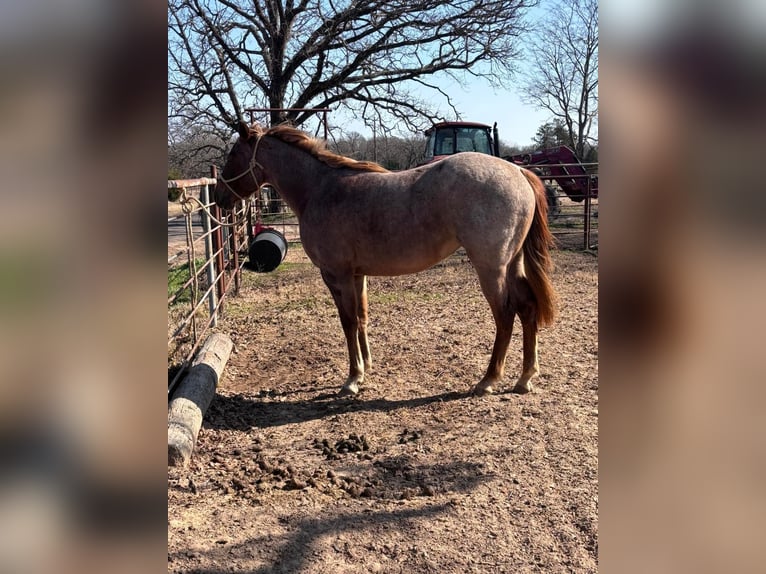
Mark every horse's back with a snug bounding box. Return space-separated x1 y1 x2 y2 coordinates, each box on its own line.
419 152 532 199
415 153 537 233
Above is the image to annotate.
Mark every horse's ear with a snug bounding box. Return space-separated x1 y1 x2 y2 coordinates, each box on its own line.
238 120 250 140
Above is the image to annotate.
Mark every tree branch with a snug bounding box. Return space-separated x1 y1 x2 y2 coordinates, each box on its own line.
168 0 538 134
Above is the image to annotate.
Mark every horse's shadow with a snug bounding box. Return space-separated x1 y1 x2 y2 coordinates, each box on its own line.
204 389 468 431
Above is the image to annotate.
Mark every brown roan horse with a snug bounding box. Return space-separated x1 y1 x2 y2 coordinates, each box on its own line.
215 122 556 397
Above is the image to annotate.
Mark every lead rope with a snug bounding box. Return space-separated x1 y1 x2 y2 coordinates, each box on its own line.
178 188 250 228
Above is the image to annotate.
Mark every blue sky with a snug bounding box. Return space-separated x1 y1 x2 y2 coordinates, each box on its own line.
420 79 551 147
327 74 551 147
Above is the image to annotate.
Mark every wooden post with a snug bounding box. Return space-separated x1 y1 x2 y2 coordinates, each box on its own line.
168 332 234 467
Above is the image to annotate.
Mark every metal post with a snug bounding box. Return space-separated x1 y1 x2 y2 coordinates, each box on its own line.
372 120 377 162
230 202 241 295
199 183 218 327
583 176 592 250
210 166 227 312
246 201 254 245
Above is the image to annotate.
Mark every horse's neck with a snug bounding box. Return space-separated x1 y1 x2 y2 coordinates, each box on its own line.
261 137 330 217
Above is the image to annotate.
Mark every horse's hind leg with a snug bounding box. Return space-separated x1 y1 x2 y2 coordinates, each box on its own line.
472 264 516 396
355 275 372 372
512 280 540 394
321 270 364 396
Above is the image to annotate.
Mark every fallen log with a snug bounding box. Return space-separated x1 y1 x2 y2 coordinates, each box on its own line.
168 332 233 467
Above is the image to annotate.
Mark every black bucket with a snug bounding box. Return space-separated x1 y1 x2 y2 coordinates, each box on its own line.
248 228 288 272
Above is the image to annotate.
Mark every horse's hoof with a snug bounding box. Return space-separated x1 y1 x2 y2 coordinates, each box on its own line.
339 383 359 396
511 383 533 394
471 384 494 397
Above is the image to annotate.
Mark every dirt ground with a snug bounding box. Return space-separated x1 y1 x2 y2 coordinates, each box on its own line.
168 244 598 573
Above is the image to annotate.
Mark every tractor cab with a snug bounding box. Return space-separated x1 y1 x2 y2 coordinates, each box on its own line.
420 121 499 165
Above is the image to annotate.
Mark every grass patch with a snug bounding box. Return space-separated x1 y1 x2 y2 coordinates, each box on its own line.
273 260 312 273
223 290 332 320
168 259 207 305
239 260 315 288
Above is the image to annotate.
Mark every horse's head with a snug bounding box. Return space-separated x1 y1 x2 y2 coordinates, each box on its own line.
214 121 265 210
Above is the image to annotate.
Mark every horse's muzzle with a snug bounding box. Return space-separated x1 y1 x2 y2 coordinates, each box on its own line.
213 182 234 210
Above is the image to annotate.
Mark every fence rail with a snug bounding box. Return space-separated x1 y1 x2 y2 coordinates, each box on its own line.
541 167 598 250
167 173 253 395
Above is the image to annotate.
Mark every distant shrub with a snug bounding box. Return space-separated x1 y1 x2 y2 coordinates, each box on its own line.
168 186 183 202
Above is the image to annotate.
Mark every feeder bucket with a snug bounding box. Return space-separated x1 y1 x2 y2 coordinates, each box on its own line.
248 228 287 272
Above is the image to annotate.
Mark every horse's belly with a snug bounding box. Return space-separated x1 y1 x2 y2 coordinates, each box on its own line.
300 208 460 276
356 238 460 276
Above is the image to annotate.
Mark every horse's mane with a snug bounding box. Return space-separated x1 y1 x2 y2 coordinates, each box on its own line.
252 124 389 173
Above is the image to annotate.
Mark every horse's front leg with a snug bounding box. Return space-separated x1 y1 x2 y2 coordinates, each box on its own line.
321 270 364 395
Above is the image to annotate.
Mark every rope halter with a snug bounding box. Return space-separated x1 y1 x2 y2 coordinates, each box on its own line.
217 133 265 203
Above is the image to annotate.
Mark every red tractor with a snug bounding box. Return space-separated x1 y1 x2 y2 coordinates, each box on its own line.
420 121 598 219
420 121 501 162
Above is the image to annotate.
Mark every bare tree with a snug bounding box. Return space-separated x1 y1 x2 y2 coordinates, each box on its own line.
168 123 230 178
168 0 538 134
520 0 598 159
325 132 426 169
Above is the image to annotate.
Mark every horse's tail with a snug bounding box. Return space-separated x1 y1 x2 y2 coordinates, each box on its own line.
520 168 557 327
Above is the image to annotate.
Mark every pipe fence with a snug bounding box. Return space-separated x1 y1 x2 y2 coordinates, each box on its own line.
167 172 253 395
541 163 598 251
